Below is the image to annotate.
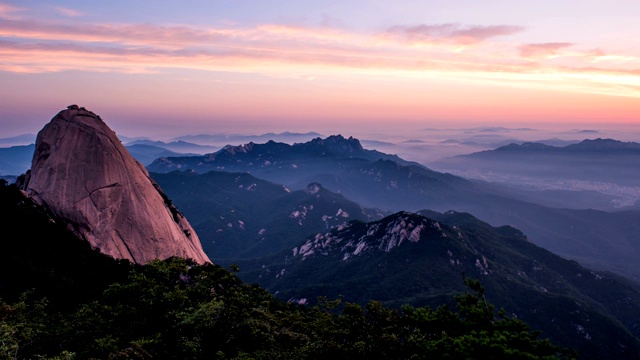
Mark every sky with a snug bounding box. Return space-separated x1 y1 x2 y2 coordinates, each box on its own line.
1 0 639 139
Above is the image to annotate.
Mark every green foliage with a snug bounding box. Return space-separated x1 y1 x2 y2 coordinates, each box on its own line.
0 183 573 359
0 257 574 359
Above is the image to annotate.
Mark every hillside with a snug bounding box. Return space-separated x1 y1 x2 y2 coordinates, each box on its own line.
235 211 640 359
151 170 386 259
0 181 571 359
146 135 426 185
147 135 640 281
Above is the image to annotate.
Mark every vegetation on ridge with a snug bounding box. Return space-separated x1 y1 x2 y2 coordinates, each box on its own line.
0 182 572 359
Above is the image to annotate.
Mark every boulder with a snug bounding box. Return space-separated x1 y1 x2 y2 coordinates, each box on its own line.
22 105 210 264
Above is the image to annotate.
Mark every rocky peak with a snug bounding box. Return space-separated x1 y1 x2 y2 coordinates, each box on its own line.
293 212 453 261
304 182 323 195
221 142 255 155
21 105 210 264
309 134 364 154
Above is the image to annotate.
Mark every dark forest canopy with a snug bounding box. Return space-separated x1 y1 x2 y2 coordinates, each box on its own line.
0 183 572 359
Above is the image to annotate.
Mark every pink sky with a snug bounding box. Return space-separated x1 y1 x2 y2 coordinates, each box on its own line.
0 1 639 138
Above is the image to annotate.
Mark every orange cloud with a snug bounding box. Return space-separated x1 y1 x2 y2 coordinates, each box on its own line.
0 13 638 101
519 42 573 58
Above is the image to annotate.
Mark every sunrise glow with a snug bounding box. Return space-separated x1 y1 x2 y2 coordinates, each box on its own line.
0 1 639 138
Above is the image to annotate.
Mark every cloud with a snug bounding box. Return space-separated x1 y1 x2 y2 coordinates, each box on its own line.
0 15 639 99
383 23 524 45
50 6 84 18
0 19 231 47
0 2 24 19
519 42 573 58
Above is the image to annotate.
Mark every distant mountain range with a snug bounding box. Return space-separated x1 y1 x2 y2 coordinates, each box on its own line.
173 131 323 146
440 138 580 148
429 138 640 199
0 133 36 146
0 144 34 176
4 132 640 280
7 107 639 359
235 210 640 359
0 140 208 176
0 131 323 175
124 140 218 154
147 135 427 185
5 111 640 359
148 135 640 281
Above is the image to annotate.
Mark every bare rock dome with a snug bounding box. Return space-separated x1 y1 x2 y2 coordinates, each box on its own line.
22 105 210 264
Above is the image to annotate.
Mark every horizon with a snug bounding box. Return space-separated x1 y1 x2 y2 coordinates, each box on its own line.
3 116 640 166
1 1 639 140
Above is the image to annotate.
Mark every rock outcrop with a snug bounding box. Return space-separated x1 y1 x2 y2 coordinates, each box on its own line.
21 105 210 264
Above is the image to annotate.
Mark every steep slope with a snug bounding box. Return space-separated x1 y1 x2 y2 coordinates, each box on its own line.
147 134 424 185
146 135 640 281
19 105 209 264
237 211 640 359
0 143 191 173
151 170 385 259
442 197 640 280
0 180 132 306
0 183 568 359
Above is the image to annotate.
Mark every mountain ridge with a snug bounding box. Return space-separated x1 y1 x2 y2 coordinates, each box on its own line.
147 134 640 280
236 210 640 359
151 169 386 260
147 134 426 177
0 181 573 359
428 137 640 206
474 138 640 155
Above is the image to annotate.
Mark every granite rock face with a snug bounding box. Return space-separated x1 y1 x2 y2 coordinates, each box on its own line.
22 105 210 264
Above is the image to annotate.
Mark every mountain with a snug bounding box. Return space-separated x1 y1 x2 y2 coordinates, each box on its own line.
124 143 195 166
146 135 640 281
125 139 218 154
147 134 425 185
173 131 323 147
0 133 36 146
18 105 209 264
435 193 640 281
146 135 460 210
236 211 640 359
289 158 472 211
429 138 640 208
0 143 33 176
0 142 195 175
0 182 570 359
151 170 386 260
